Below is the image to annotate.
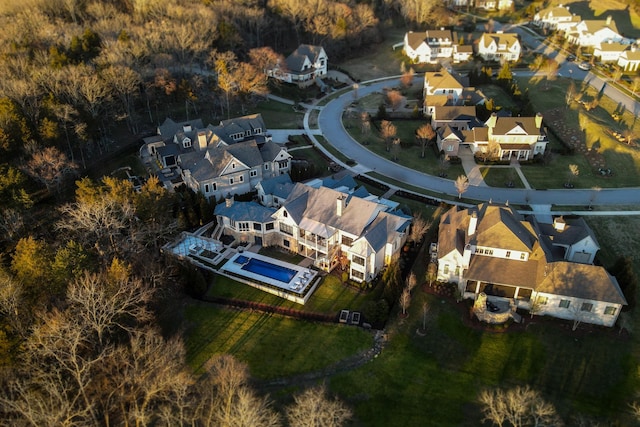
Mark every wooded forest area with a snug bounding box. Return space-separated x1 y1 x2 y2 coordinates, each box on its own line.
0 0 454 425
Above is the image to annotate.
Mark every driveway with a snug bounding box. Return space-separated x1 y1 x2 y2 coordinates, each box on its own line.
311 76 640 207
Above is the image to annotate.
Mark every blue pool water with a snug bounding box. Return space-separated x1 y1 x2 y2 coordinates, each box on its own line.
234 255 250 264
240 257 297 283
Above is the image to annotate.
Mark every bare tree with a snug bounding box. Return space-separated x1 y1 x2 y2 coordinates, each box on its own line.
101 65 141 133
567 164 579 187
409 213 431 243
387 89 404 112
426 262 437 287
24 146 78 196
360 111 371 135
391 137 401 161
399 287 411 315
479 386 562 427
406 272 418 293
416 123 435 158
421 301 429 332
380 120 397 152
631 76 640 97
286 384 351 427
400 67 415 88
455 175 469 199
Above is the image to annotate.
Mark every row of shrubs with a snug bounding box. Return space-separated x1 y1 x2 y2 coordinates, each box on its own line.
203 296 336 323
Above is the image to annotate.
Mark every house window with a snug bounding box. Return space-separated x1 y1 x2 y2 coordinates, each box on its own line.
204 184 209 193
254 128 262 134
283 239 290 248
232 163 235 169
265 164 269 170
229 178 234 185
274 197 279 204
537 296 548 305
250 170 257 177
604 306 617 315
212 183 217 191
283 211 288 218
265 222 274 231
183 139 192 148
352 255 365 266
444 264 450 274
237 222 250 232
506 251 511 258
253 223 262 231
447 145 454 152
559 299 570 309
581 302 593 312
520 253 526 260
280 223 293 236
351 270 364 280
485 249 494 255
454 265 460 276
342 236 354 246
239 175 244 183
278 160 288 168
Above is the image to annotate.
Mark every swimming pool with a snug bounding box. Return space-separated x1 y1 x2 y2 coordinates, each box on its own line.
236 256 297 283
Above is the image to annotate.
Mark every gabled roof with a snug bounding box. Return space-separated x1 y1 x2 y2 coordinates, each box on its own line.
280 183 408 238
214 201 276 223
490 116 542 136
432 106 478 122
424 70 464 90
158 118 204 140
438 125 464 141
478 32 520 51
538 5 573 20
582 19 619 35
596 41 627 52
180 140 269 181
537 262 627 304
405 30 455 50
535 216 599 248
285 45 326 73
621 47 640 61
257 174 293 198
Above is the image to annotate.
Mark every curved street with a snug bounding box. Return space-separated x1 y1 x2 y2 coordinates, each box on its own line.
308 75 640 208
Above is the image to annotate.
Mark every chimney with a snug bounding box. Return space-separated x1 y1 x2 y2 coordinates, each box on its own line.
183 124 192 132
606 15 612 26
468 211 478 236
486 112 498 130
336 195 345 217
440 27 445 31
225 195 234 208
197 131 207 151
553 216 566 231
535 112 543 129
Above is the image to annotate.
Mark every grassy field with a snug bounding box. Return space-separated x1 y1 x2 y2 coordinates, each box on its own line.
247 100 304 129
184 303 373 379
206 272 374 314
479 167 525 188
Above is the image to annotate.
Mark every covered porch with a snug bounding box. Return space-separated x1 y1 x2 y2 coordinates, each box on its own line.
464 279 533 310
499 143 532 161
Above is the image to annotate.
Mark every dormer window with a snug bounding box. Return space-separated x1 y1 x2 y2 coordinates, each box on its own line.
232 163 235 169
182 138 192 148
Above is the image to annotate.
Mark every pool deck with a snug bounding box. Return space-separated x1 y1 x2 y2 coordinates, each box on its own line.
163 225 321 304
222 252 318 296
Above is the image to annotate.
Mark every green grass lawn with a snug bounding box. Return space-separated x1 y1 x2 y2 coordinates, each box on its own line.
207 273 374 314
184 303 373 379
479 167 525 188
330 288 638 426
248 100 304 129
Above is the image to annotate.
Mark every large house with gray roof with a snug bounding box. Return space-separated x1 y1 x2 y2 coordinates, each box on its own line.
404 29 473 64
141 114 291 200
437 203 626 327
215 181 411 282
267 44 327 87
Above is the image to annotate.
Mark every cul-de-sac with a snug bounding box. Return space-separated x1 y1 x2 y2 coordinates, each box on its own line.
1 0 640 425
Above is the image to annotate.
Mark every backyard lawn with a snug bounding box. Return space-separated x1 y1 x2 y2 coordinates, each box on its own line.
184 303 373 379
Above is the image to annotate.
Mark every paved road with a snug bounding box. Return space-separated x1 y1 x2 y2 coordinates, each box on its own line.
313 77 640 207
508 24 640 115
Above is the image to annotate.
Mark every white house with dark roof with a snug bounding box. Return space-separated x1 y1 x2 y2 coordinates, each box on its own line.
565 17 625 47
594 40 629 63
617 45 640 72
267 44 327 87
475 0 513 11
404 29 473 64
476 32 521 62
533 4 580 31
437 203 626 327
215 182 411 282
